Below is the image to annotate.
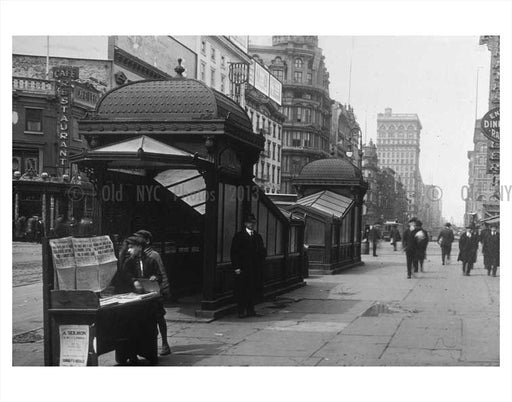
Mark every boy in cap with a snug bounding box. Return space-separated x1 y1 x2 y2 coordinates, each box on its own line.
125 234 171 356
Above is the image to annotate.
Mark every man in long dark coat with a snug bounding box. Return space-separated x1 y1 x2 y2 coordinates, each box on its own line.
438 222 455 265
482 226 499 276
230 213 267 318
368 224 381 257
402 217 418 279
458 226 479 276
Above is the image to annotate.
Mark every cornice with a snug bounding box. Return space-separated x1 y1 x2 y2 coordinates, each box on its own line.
114 47 172 80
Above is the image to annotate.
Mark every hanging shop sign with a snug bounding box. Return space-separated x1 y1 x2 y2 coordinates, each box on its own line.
53 66 79 174
481 107 500 142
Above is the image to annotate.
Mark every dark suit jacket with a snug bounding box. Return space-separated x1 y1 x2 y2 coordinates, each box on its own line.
230 229 267 281
457 233 479 263
402 227 418 253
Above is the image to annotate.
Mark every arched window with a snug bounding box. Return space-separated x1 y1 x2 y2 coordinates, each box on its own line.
294 58 303 68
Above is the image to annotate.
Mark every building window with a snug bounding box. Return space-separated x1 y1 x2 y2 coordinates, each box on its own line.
277 167 280 184
200 62 206 82
272 166 275 183
307 72 312 84
304 108 311 123
220 74 226 92
261 161 265 177
295 107 302 122
292 132 301 147
275 70 284 81
277 145 281 162
294 58 303 68
13 149 39 174
272 143 276 160
273 123 276 137
294 71 302 83
221 55 225 68
256 115 260 130
25 108 43 133
201 40 206 54
278 126 281 140
211 47 216 62
303 133 311 147
210 68 216 87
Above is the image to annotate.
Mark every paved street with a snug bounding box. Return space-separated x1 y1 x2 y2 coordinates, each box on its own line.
12 241 499 366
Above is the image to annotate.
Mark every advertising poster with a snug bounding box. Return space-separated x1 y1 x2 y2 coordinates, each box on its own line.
269 75 282 105
59 325 89 366
254 62 269 97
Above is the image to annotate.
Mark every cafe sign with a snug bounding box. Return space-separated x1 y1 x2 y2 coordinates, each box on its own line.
481 107 500 142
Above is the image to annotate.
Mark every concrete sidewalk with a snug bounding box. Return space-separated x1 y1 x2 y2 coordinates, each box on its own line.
13 242 499 366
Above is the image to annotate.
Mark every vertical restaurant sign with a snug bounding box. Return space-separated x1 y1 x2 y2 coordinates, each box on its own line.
254 62 270 97
53 66 79 174
269 75 282 106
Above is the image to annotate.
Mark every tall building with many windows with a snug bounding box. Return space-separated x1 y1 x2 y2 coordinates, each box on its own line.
249 36 332 193
376 108 423 217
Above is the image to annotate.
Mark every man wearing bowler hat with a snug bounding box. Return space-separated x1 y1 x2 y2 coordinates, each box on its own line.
230 213 267 318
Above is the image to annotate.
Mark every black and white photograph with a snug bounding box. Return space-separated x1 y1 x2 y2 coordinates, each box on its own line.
1 1 511 402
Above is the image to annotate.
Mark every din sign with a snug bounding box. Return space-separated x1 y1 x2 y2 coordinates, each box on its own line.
481 107 500 142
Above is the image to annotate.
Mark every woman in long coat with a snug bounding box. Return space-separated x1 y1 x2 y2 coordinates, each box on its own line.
458 226 479 276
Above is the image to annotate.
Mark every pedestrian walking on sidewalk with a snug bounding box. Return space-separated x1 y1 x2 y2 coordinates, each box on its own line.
230 213 267 318
413 220 429 272
368 224 381 257
402 217 418 278
438 222 454 265
482 225 499 276
390 224 401 251
457 226 479 276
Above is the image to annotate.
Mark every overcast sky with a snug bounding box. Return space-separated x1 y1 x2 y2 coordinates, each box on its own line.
252 36 491 225
14 35 492 225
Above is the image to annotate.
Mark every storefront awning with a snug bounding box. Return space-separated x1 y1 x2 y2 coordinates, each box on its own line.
296 190 353 219
70 135 210 171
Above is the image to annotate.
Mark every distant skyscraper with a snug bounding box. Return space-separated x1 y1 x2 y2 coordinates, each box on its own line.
376 108 423 217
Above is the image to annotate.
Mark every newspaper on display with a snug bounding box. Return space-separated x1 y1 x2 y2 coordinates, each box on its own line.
49 236 118 291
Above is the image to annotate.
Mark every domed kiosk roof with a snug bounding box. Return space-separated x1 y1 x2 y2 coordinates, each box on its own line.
295 158 363 185
94 78 252 131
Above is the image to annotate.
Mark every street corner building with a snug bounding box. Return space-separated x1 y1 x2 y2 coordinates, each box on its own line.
70 74 307 318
